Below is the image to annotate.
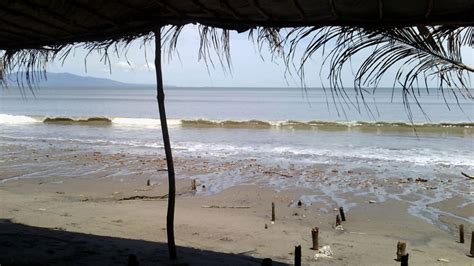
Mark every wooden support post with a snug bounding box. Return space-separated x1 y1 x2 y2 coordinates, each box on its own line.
154 28 177 260
271 202 275 222
294 245 301 266
311 227 319 250
400 253 409 266
191 179 197 191
261 258 272 266
396 241 406 261
459 224 464 243
336 214 341 226
146 179 150 186
339 207 346 221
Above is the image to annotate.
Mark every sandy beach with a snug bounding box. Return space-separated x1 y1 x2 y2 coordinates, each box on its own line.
1 143 473 266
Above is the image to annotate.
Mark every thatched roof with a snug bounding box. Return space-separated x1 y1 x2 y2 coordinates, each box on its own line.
0 0 473 49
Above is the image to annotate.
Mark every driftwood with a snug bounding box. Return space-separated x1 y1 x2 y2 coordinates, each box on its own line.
118 194 168 201
263 171 293 178
201 205 250 209
461 172 474 179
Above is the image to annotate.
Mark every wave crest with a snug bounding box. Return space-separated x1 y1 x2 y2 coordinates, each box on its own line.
0 114 472 133
43 117 112 124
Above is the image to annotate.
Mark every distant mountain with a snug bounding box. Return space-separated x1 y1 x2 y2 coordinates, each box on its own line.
5 72 147 87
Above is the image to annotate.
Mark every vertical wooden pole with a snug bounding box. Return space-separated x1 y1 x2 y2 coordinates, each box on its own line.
311 227 319 250
271 202 275 222
294 245 301 266
336 214 341 226
400 253 409 266
339 207 346 221
459 224 464 243
470 231 474 257
155 28 177 260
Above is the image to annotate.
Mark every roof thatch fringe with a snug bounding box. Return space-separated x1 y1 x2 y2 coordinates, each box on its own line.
1 25 473 118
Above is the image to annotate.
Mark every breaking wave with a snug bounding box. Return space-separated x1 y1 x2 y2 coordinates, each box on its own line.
0 114 472 133
43 117 112 124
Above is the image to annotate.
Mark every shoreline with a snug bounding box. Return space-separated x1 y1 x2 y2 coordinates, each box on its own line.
1 145 473 265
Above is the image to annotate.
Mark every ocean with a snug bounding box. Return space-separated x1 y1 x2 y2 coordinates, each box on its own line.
1 86 473 227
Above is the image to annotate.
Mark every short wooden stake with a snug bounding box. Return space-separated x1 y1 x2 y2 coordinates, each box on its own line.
191 179 197 191
271 202 275 222
294 245 301 266
146 179 150 186
470 231 474 257
336 214 341 226
261 258 272 266
459 224 464 243
396 241 406 261
400 253 409 266
311 227 319 250
339 207 346 221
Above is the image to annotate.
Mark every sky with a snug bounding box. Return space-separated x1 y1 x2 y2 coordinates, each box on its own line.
47 25 474 88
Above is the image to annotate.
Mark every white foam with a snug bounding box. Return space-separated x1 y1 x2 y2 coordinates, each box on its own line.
0 114 39 124
112 117 181 128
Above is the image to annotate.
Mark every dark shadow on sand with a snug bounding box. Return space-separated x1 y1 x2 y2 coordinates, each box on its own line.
0 219 287 266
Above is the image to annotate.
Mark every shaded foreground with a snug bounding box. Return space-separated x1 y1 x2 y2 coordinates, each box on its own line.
0 219 287 266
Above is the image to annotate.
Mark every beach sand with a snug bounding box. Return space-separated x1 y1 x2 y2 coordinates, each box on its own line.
0 146 473 265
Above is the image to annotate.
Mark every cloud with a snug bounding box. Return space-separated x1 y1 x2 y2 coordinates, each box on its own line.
115 61 134 71
140 62 155 71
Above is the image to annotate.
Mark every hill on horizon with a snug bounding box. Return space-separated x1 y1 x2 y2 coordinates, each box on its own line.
5 72 151 88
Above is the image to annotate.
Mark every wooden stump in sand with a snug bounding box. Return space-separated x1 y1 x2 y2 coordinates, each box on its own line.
294 245 301 266
470 231 474 257
336 214 341 226
191 179 197 191
311 227 319 250
146 179 150 186
400 253 409 266
339 207 346 221
396 241 406 261
459 224 464 243
271 202 275 222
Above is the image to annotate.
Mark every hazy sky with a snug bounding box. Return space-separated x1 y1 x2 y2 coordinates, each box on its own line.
47 25 474 88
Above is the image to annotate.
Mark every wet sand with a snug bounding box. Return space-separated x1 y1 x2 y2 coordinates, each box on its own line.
0 145 473 265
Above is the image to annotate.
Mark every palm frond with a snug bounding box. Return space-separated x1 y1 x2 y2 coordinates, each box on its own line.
278 26 473 120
